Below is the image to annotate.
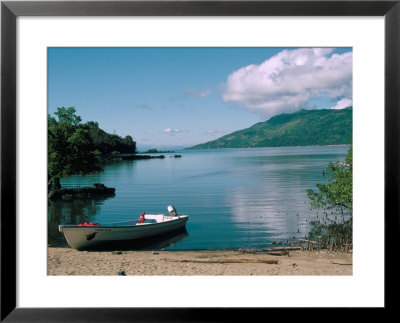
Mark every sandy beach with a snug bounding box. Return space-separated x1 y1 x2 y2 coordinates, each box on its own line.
48 247 352 276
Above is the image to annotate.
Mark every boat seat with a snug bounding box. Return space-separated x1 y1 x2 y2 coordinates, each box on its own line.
141 214 164 223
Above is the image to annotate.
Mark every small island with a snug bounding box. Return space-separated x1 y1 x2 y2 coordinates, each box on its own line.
143 148 174 154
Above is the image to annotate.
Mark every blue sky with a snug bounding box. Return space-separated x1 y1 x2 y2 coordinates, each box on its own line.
48 47 352 150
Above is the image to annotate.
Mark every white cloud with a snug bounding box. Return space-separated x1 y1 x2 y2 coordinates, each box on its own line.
222 48 352 118
164 128 181 134
332 98 352 110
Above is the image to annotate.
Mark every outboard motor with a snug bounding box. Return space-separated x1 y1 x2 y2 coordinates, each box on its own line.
167 204 178 217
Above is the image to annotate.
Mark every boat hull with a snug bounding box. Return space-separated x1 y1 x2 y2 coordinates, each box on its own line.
59 216 188 250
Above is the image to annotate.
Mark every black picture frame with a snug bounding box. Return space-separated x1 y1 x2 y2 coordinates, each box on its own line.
1 0 398 321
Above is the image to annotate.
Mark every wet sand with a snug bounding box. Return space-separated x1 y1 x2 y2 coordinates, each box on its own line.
48 248 352 276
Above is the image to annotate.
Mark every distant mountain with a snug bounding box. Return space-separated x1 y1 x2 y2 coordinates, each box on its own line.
188 107 352 149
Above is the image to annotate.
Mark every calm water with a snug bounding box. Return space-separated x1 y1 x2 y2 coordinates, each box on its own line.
48 145 349 250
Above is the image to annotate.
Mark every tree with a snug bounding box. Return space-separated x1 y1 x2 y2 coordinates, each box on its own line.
307 145 352 215
85 121 136 155
306 145 353 249
48 107 101 187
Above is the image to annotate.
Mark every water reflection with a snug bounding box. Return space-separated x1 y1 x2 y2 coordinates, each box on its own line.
48 196 113 246
227 150 344 246
228 188 312 247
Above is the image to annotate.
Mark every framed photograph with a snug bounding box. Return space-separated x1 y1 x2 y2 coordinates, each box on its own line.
1 0 398 320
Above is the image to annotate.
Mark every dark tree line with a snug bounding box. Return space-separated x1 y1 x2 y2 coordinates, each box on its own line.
48 107 136 187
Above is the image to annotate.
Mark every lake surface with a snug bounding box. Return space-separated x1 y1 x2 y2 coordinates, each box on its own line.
48 145 349 250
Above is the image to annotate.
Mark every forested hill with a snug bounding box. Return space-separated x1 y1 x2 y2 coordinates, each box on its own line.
188 107 352 149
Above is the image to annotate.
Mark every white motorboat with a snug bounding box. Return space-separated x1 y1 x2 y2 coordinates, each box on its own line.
58 205 188 250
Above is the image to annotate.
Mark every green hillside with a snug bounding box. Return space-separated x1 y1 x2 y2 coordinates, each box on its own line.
188 107 352 149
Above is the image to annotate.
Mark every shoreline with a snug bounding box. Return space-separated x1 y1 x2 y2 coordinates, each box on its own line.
48 248 352 276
